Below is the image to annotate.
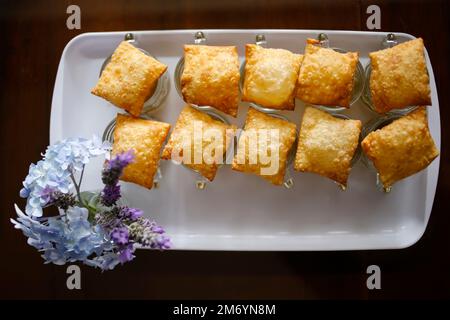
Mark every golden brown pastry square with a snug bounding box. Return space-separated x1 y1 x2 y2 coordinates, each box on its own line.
162 105 236 181
294 107 362 187
361 107 438 188
91 41 168 117
296 39 359 108
112 113 170 189
242 44 303 110
232 107 297 185
181 45 240 117
369 38 431 113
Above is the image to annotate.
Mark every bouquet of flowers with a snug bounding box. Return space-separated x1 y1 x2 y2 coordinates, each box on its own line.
11 136 170 271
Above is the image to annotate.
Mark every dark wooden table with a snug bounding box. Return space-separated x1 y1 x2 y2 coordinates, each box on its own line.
1 0 449 299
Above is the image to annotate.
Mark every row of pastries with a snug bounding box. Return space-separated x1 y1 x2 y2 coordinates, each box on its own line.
92 37 431 117
91 36 439 191
111 104 438 190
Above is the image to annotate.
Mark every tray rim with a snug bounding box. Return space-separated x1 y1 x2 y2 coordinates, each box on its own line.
50 29 441 251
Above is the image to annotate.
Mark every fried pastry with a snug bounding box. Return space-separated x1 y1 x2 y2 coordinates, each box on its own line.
162 105 236 181
361 107 438 188
369 38 431 113
91 41 167 117
181 45 240 117
242 44 303 110
297 39 359 108
112 113 170 189
294 107 362 186
232 107 297 185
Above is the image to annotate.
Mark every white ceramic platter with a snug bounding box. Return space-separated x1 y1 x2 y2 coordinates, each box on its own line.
50 30 441 251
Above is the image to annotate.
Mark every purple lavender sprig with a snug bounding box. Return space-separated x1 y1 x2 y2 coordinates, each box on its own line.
119 206 143 221
128 218 171 250
96 205 171 264
110 226 129 245
96 148 171 266
100 151 134 206
101 184 121 207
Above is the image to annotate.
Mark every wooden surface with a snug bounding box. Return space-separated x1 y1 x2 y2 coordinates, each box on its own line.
1 0 449 299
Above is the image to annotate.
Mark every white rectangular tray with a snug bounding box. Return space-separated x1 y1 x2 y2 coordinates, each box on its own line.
51 29 441 251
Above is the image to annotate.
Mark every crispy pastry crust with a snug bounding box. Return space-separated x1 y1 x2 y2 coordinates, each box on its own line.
232 107 297 185
91 41 167 117
369 38 431 113
296 39 359 107
242 44 303 110
361 107 438 188
113 114 170 189
294 107 361 186
162 105 236 181
181 45 240 117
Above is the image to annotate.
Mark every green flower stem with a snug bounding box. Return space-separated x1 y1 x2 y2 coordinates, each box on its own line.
78 165 85 187
70 170 83 205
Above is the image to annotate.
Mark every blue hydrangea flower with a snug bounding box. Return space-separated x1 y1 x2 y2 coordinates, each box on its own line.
84 252 122 270
20 136 107 217
45 135 106 172
11 205 122 270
